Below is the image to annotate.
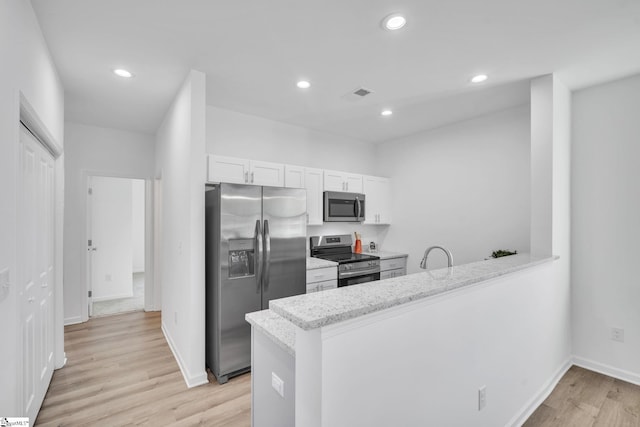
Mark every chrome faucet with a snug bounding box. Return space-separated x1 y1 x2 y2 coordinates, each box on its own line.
420 246 453 269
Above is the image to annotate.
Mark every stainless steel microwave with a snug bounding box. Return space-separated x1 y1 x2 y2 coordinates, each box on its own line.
323 191 365 222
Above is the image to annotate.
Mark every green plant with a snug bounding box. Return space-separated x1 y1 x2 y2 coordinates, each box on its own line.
491 249 518 258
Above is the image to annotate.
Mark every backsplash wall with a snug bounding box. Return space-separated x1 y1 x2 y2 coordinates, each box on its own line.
306 224 389 256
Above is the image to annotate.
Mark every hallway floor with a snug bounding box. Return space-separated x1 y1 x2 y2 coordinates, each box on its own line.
36 311 251 426
92 272 145 317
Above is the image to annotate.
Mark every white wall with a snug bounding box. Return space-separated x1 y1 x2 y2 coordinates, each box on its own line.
132 179 145 273
90 176 133 301
571 73 640 383
296 261 571 426
207 106 377 176
0 0 64 416
375 106 531 273
63 122 155 323
155 70 207 388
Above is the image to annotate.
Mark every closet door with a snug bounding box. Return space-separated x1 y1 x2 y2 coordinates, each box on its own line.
18 125 55 420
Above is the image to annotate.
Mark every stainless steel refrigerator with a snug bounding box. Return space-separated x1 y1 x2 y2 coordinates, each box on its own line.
205 183 306 384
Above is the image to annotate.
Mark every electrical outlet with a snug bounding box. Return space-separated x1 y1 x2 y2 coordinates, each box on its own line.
611 327 624 342
271 372 284 398
478 386 487 411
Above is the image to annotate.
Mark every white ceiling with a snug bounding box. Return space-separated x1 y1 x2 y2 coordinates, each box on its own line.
32 0 640 143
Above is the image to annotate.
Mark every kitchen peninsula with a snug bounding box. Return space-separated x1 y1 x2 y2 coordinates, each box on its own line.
247 253 566 427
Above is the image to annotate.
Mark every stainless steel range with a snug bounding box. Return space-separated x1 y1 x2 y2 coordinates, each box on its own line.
310 234 380 287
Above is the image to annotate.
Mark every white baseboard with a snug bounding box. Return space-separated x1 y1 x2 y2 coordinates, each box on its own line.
507 356 573 427
93 292 134 302
64 316 83 326
573 356 640 387
161 322 209 388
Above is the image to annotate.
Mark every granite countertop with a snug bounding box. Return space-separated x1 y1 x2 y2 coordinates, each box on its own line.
306 257 338 270
271 254 556 331
369 251 408 260
245 309 296 356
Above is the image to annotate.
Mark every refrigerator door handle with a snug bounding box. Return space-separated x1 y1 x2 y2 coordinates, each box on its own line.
263 219 271 291
255 220 263 294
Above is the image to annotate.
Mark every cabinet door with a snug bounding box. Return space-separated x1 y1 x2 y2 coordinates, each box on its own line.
284 165 305 189
304 168 323 225
376 177 391 224
344 173 363 193
323 169 346 192
250 160 284 187
380 270 395 280
208 155 249 184
363 175 391 224
363 175 379 224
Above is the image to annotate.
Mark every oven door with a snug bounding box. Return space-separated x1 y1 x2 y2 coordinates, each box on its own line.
324 191 365 222
338 272 380 287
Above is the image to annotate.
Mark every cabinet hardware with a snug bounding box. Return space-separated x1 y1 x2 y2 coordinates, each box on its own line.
244 171 248 183
251 172 254 183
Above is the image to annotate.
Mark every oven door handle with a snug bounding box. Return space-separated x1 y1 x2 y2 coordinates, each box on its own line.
340 268 380 278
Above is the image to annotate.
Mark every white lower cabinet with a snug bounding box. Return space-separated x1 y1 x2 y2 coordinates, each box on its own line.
379 256 407 280
306 266 337 293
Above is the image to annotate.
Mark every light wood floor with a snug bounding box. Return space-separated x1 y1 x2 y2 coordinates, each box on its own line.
35 311 251 426
524 365 640 427
36 311 640 427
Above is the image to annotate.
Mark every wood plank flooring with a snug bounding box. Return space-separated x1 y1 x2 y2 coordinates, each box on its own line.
35 311 251 426
36 311 640 426
524 365 640 427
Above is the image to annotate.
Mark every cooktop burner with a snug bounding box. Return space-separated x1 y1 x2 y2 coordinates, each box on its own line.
313 252 379 264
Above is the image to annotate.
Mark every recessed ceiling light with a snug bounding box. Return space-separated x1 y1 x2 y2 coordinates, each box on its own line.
471 74 488 83
382 14 406 31
297 80 311 89
381 109 393 116
113 68 134 78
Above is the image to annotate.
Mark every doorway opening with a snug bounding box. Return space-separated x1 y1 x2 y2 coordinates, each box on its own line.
88 176 146 317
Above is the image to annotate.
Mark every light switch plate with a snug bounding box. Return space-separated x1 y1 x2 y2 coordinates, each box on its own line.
271 372 284 398
0 268 10 303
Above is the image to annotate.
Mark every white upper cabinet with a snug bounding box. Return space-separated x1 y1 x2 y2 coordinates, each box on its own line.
250 160 284 186
207 155 249 184
284 165 305 188
304 168 323 225
208 155 284 187
363 175 391 224
323 169 363 193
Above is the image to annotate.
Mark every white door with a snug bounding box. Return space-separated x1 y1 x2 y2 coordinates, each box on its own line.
18 125 55 421
88 177 135 314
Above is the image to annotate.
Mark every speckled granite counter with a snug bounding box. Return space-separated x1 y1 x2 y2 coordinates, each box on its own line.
246 309 296 356
306 256 338 270
271 254 556 331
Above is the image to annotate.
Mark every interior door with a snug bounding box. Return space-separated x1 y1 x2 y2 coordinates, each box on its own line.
261 187 307 307
88 176 134 315
18 124 55 421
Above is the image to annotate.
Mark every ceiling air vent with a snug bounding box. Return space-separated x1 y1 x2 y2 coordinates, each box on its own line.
341 87 375 102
